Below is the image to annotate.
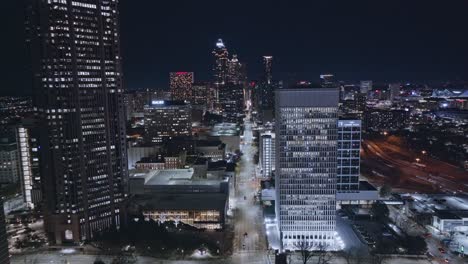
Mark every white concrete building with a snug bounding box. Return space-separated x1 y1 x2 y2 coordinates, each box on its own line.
275 87 339 250
260 132 275 177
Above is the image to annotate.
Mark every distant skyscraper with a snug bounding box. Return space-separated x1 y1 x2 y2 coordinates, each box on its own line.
144 100 192 144
389 83 401 102
212 39 229 86
218 83 244 123
360 80 372 94
276 87 339 250
0 200 9 264
320 74 335 88
227 54 247 86
26 0 127 244
170 72 194 101
337 120 361 192
263 56 273 84
192 82 214 109
257 56 279 122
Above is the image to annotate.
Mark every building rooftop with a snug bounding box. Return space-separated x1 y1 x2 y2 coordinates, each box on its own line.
136 156 165 164
210 123 240 136
196 140 224 147
130 168 226 187
145 100 189 108
135 193 227 211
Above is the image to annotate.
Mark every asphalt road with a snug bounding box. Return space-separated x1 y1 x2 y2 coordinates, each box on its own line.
231 115 268 263
362 138 468 194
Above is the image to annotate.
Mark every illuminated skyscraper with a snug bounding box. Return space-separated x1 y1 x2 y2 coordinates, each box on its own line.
144 100 192 144
360 80 372 94
276 87 339 250
212 39 229 86
26 0 127 244
263 56 273 84
227 54 246 85
192 82 215 109
170 72 194 101
389 83 401 102
320 74 335 88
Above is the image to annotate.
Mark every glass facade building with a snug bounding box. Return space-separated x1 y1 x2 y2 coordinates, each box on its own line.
337 120 361 192
26 0 127 244
144 100 192 144
275 88 339 249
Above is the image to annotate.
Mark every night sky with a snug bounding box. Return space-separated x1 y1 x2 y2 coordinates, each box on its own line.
2 0 468 95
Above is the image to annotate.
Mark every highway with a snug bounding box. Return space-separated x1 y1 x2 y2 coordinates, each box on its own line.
362 137 468 194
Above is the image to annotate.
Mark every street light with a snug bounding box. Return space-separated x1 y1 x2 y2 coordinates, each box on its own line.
415 158 421 163
421 150 427 155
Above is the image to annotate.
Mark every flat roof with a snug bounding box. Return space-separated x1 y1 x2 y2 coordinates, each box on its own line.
136 193 227 211
130 168 226 187
210 123 240 136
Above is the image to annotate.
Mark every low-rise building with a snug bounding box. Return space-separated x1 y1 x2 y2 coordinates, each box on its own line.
135 193 227 230
195 140 226 161
128 168 229 230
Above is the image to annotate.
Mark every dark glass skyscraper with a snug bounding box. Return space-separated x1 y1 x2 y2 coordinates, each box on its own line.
26 0 127 244
212 39 229 87
263 56 273 84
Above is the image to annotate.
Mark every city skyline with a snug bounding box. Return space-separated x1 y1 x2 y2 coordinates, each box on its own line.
3 1 468 95
1 1 468 263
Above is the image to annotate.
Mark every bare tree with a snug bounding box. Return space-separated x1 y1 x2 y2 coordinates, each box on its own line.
316 243 333 264
340 248 354 264
369 254 386 264
340 247 367 264
294 240 314 264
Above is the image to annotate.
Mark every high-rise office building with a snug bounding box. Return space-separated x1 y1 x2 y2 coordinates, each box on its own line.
263 56 273 84
389 83 401 102
276 87 339 249
192 82 215 109
218 83 244 123
256 56 280 122
0 200 9 264
26 0 127 244
320 74 335 88
144 100 192 144
227 54 246 85
360 80 372 94
337 120 361 192
212 39 229 87
170 72 194 101
123 89 153 121
260 132 275 178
